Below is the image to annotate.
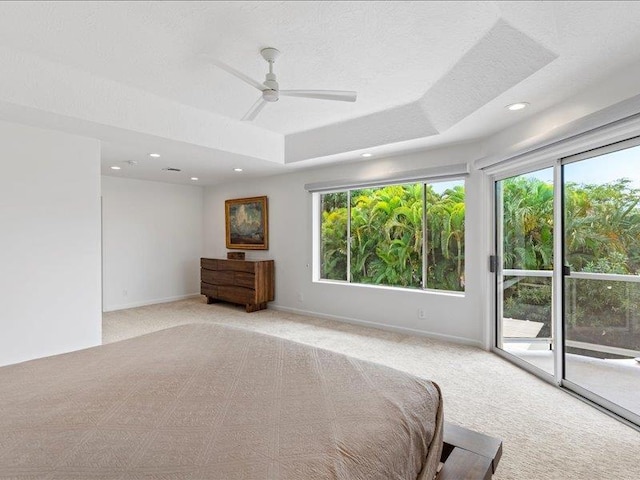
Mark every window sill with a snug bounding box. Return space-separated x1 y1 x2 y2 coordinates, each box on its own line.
313 278 465 298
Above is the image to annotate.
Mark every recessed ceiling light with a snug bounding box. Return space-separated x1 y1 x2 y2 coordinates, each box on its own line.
506 102 529 111
361 153 373 158
233 168 243 172
149 153 161 158
190 177 199 181
110 166 121 170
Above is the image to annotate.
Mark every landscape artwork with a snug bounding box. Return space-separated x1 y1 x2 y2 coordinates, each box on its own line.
225 196 268 250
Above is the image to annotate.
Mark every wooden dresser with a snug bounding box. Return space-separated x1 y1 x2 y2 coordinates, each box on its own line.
201 258 275 312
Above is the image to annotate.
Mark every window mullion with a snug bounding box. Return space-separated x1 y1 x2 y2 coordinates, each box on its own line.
422 183 427 290
347 190 352 283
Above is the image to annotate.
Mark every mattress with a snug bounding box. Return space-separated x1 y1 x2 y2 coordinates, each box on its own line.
0 323 443 479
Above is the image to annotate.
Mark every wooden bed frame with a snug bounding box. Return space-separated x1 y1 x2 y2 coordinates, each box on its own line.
437 422 503 480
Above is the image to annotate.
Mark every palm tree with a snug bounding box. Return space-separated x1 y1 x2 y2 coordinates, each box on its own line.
350 184 423 287
425 183 466 290
502 177 553 270
321 209 348 280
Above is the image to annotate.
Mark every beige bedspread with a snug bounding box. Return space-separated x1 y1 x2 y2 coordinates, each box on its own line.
0 324 442 479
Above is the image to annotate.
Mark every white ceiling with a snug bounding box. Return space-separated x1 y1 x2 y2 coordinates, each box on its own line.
2 1 640 184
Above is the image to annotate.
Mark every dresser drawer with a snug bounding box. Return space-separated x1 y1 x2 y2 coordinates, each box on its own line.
234 272 256 288
200 283 218 298
219 260 256 273
201 269 234 286
201 258 220 270
217 285 255 304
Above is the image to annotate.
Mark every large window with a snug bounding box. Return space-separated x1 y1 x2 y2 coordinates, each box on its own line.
320 179 465 292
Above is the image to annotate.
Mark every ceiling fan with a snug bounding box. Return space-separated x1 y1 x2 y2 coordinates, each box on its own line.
205 47 357 121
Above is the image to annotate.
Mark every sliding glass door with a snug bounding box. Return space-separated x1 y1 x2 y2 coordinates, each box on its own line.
494 138 640 426
495 167 554 376
562 141 640 422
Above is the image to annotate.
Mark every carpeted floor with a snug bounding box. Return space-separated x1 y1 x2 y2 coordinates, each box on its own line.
103 298 640 480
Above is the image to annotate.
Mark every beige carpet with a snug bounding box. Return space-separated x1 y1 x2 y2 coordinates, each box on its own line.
103 298 640 480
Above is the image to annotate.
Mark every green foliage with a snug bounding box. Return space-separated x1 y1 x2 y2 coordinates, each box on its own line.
501 175 640 344
501 175 640 274
503 280 552 336
565 179 640 274
350 184 425 288
426 184 466 291
501 176 554 270
320 182 466 291
320 193 348 280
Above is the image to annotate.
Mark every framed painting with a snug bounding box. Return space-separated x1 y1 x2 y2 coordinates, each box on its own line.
225 196 269 250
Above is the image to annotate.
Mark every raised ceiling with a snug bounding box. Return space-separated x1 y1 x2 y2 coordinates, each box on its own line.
1 1 640 184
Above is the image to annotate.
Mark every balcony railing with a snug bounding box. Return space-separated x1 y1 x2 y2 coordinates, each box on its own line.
502 268 640 358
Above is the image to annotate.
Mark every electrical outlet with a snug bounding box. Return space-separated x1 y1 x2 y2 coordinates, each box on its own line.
418 308 426 319
298 292 304 302
123 290 128 297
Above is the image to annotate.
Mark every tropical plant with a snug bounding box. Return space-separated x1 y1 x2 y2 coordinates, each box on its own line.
501 177 554 270
320 181 465 291
501 175 640 348
426 184 465 290
350 184 424 287
320 193 348 280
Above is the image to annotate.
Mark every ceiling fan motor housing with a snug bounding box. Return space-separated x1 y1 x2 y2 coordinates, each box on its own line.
263 89 279 102
263 72 279 101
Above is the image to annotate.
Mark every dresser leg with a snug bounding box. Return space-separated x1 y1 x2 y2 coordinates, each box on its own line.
245 303 267 313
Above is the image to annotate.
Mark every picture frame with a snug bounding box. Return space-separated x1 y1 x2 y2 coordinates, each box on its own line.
225 196 269 250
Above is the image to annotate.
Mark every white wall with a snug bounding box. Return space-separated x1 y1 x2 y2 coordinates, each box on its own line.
0 120 101 366
204 143 487 347
102 176 203 311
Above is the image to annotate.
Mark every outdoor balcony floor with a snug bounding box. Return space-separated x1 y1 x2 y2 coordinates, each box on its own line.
503 343 640 417
502 318 640 417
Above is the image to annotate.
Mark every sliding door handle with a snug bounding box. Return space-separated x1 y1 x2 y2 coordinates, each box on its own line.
489 255 498 273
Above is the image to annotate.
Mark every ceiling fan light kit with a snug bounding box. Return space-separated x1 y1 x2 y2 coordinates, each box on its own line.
207 47 357 121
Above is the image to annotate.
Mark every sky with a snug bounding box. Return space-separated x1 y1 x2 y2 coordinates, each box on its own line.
430 179 463 194
522 143 640 188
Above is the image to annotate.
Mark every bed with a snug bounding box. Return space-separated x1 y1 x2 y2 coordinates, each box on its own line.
0 323 444 479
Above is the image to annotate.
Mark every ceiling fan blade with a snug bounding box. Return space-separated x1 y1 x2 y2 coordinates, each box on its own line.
200 54 266 92
242 97 268 121
279 90 357 102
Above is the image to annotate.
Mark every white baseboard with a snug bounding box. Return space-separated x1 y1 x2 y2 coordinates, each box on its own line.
270 304 483 349
102 293 201 312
